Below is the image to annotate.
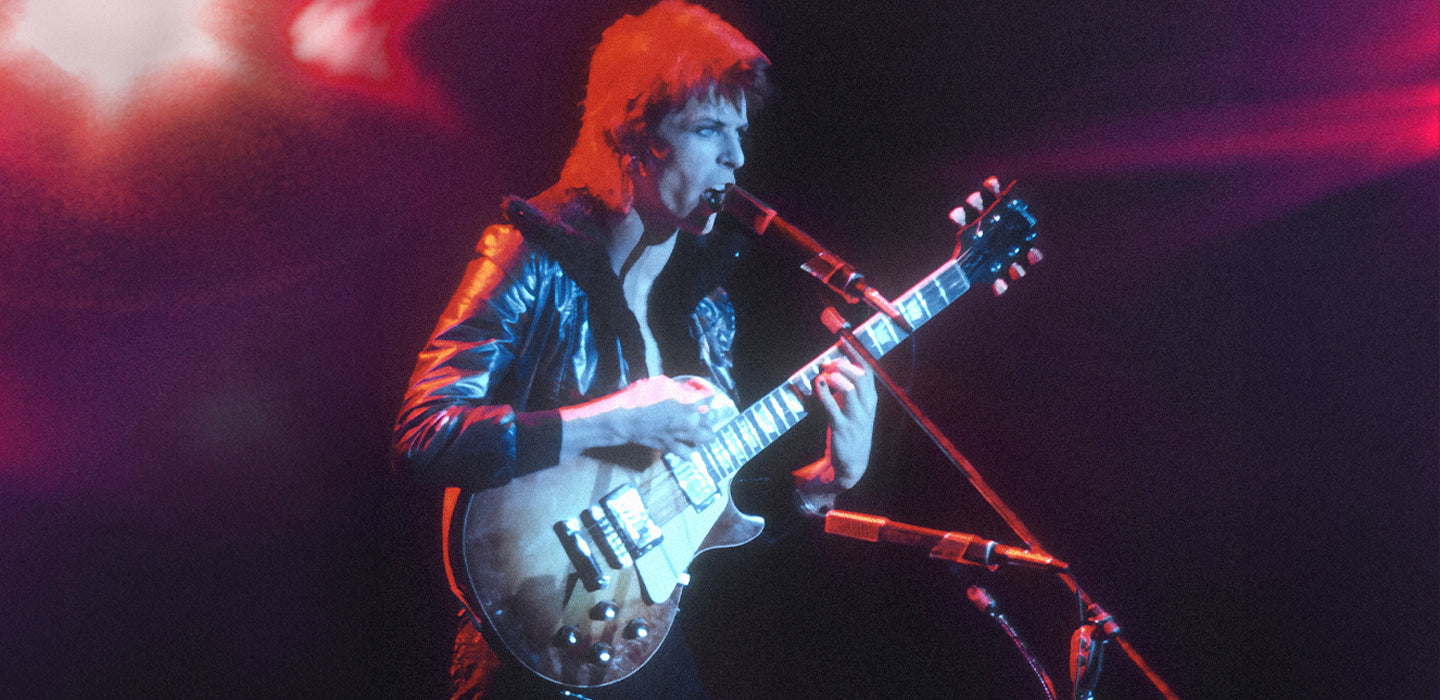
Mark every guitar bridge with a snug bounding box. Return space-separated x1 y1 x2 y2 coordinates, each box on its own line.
554 519 608 592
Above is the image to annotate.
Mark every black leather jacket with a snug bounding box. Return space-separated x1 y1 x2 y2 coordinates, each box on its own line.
393 194 746 490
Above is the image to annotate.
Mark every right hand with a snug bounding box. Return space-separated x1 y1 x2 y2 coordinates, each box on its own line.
559 376 722 457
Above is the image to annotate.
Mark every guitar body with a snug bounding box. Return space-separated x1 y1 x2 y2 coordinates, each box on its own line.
444 441 764 687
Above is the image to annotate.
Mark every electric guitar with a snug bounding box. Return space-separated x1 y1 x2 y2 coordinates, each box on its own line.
442 182 1040 687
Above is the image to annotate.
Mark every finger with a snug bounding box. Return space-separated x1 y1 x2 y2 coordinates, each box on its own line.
680 376 717 401
853 365 877 407
675 408 715 439
814 374 844 417
831 358 866 382
831 353 877 407
682 424 717 450
687 408 717 438
824 372 857 396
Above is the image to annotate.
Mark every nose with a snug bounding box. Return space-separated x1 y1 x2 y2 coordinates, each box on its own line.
720 131 744 170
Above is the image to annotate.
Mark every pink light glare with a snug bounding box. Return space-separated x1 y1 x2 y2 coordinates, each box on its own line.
1 0 242 112
284 0 451 119
999 85 1439 177
0 0 252 209
290 0 392 81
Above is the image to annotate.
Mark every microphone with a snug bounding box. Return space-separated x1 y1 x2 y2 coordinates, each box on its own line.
823 509 1068 572
705 185 911 332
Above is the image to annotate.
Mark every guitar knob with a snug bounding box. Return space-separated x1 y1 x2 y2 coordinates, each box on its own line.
554 626 580 647
588 643 614 665
590 602 618 621
624 618 651 640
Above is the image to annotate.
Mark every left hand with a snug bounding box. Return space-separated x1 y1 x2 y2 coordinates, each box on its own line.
815 353 878 488
792 346 878 507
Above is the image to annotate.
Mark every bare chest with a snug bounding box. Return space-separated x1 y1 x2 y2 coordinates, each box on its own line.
622 280 664 378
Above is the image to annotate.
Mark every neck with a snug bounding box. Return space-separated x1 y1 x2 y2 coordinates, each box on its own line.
608 207 678 283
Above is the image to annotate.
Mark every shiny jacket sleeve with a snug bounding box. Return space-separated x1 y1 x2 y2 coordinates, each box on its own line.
392 224 567 490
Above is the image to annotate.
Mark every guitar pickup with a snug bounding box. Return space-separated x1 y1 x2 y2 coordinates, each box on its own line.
664 452 718 510
582 506 633 570
599 485 664 559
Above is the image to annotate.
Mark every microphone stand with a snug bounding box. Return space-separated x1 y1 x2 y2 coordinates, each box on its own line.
821 312 1180 700
711 183 1178 698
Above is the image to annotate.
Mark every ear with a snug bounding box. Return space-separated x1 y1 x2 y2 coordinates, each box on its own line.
636 142 669 180
629 138 669 181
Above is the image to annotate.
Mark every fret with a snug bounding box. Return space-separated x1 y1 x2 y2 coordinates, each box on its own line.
709 441 736 478
759 394 783 432
779 384 805 416
941 264 969 300
859 322 885 357
913 285 933 326
793 365 819 395
752 399 778 440
696 445 722 482
721 426 745 465
931 279 951 307
780 392 804 428
737 416 762 455
901 296 924 328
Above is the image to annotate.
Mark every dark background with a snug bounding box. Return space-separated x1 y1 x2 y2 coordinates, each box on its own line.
1 1 1435 697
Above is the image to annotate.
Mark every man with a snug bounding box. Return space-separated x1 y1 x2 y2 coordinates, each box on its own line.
393 2 877 697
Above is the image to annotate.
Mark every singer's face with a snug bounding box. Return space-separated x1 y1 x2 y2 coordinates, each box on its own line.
633 93 747 234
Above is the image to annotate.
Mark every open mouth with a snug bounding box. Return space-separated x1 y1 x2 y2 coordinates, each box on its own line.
702 185 732 212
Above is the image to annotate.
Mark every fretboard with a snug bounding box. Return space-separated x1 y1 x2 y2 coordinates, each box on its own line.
695 257 973 482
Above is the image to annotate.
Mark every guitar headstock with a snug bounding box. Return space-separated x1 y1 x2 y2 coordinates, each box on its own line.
949 177 1041 296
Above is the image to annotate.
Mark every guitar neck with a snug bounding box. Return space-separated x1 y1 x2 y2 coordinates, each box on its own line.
697 257 973 480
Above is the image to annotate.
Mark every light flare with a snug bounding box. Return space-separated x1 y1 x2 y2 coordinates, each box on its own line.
284 0 450 119
289 0 392 81
1 0 238 111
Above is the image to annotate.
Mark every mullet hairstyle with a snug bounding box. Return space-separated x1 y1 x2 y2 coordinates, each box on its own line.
558 0 770 215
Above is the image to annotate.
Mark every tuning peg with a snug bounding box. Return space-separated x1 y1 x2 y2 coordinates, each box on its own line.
1008 263 1025 280
1027 248 1044 265
948 206 967 226
992 278 1009 296
965 191 985 211
983 176 1001 195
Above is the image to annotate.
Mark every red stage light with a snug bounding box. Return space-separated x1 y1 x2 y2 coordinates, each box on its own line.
284 0 448 118
1 0 240 113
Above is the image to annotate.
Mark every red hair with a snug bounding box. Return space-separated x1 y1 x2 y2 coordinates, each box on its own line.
557 1 769 214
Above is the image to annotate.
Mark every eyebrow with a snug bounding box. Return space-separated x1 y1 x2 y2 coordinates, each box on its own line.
697 117 747 128
693 114 748 131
